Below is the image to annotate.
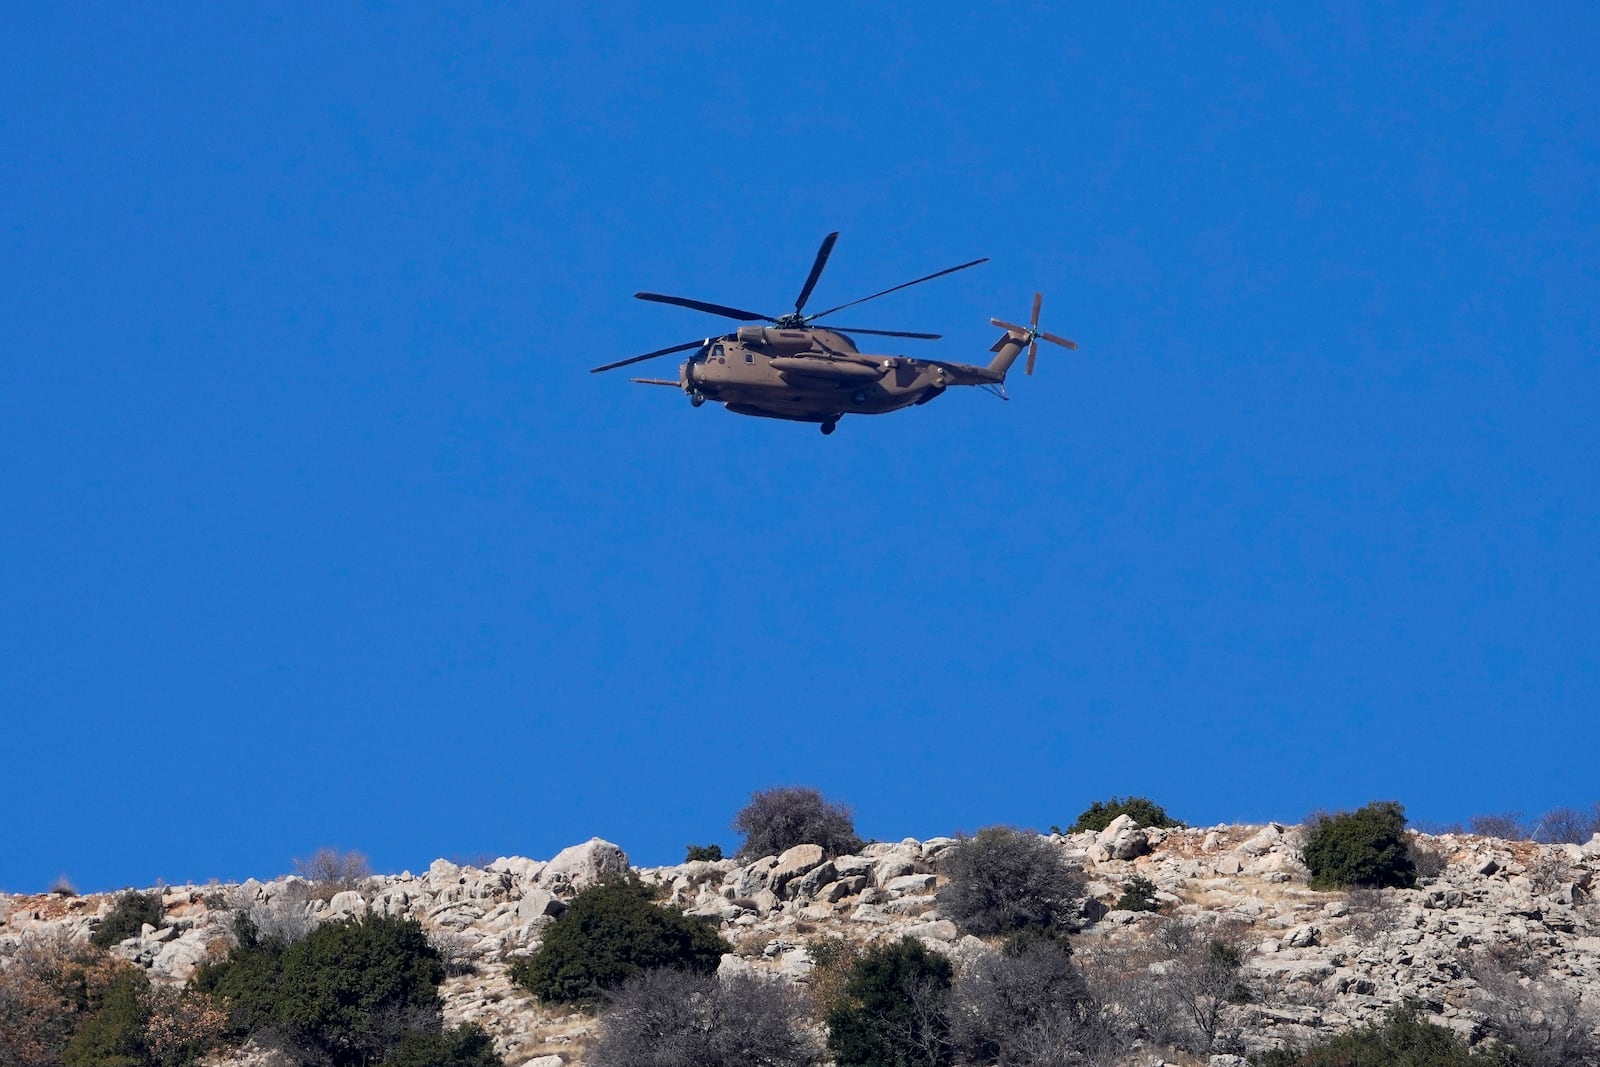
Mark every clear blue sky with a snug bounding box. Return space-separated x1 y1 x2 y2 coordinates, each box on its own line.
3 4 1596 893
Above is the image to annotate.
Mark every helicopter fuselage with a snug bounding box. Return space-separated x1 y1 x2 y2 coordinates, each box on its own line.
674 326 999 425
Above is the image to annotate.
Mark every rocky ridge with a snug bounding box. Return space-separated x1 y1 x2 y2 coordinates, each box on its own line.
3 823 1598 1065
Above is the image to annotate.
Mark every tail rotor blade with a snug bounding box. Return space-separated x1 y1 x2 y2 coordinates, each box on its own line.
1030 291 1042 330
990 318 1029 334
1026 340 1038 376
1039 330 1078 350
793 231 838 314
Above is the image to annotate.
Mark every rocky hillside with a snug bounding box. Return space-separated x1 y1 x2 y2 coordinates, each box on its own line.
4 823 1598 1065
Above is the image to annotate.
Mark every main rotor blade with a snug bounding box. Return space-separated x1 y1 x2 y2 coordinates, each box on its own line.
590 337 706 374
793 231 838 314
635 292 772 322
1039 330 1078 350
806 256 989 321
824 326 942 340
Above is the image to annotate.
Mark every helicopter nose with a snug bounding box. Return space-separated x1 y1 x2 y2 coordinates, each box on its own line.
682 361 697 391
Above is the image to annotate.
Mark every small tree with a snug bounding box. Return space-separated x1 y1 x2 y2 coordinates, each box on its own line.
734 787 862 860
1301 801 1416 890
587 969 819 1067
937 826 1084 937
90 891 165 948
1116 874 1163 913
1068 797 1184 833
826 937 954 1067
508 876 727 1005
193 913 444 1066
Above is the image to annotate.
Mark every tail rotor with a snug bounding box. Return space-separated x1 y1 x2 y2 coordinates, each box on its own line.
991 291 1077 375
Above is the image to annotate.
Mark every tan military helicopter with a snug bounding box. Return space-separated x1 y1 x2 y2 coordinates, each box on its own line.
591 232 1076 434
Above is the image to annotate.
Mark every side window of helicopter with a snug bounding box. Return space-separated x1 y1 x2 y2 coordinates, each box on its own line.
744 349 754 364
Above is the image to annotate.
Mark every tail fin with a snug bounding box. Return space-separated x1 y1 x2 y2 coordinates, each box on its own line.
987 292 1077 378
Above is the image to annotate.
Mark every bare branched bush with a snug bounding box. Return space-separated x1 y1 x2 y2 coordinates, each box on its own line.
1344 886 1403 943
734 787 862 860
1407 837 1447 881
936 826 1084 937
1472 948 1600 1066
1083 918 1250 1057
1528 853 1574 896
1080 937 1185 1050
1531 805 1597 845
429 930 481 977
948 938 1112 1066
587 968 819 1067
1469 812 1528 840
292 847 372 901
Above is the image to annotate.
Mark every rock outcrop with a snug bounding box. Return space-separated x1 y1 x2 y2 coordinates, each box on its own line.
3 826 1597 1066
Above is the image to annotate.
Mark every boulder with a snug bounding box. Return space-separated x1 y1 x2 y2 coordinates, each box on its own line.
883 873 937 895
770 844 825 896
1097 815 1150 860
540 838 629 889
736 857 779 898
516 889 566 923
789 861 838 901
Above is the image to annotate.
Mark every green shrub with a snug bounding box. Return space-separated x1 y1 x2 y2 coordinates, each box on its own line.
193 913 444 1066
734 787 862 860
826 937 954 1067
63 965 150 1067
684 843 724 862
378 1024 504 1067
1301 801 1417 890
91 891 165 949
508 876 727 1005
1068 796 1184 833
1250 1002 1502 1065
936 826 1084 937
1116 873 1163 912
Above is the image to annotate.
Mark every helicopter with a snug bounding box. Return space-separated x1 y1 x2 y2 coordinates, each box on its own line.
590 232 1076 434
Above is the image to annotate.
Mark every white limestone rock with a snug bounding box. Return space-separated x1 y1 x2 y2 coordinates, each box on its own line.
540 838 629 890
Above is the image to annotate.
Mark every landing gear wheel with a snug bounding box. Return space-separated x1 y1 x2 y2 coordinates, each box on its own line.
820 419 837 436
690 391 706 408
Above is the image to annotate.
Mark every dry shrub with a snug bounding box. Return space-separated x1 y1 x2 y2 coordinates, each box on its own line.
292 847 372 901
589 968 818 1067
1471 946 1600 1066
0 933 99 1067
140 985 230 1064
1528 853 1574 896
805 936 863 1020
1345 886 1403 942
1082 918 1250 1057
